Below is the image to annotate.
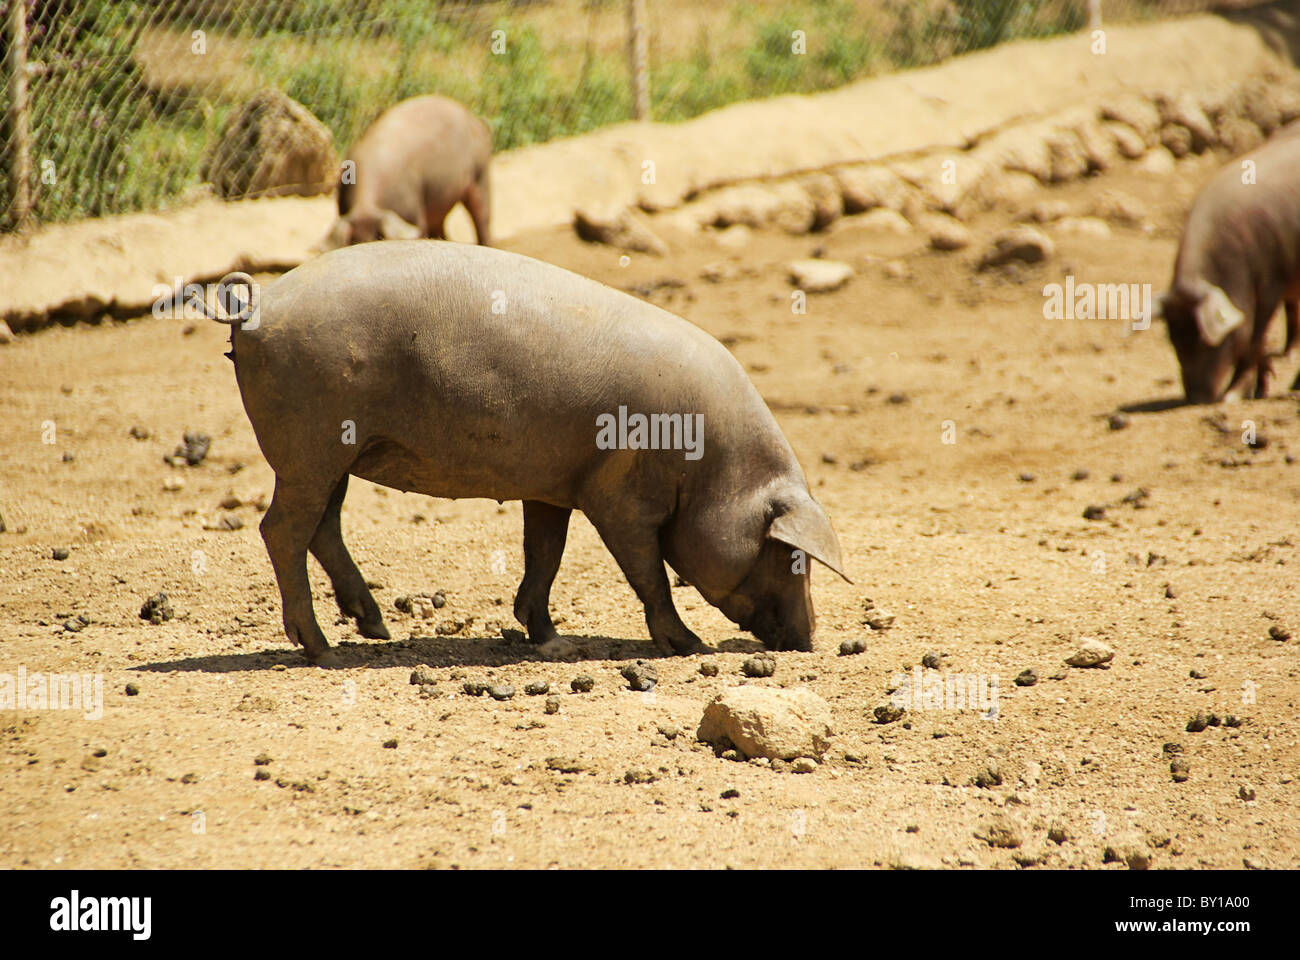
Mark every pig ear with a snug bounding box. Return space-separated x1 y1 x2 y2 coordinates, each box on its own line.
379 210 421 241
767 492 852 583
1194 286 1245 347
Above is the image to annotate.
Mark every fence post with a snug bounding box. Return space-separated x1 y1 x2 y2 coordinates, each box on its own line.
6 0 32 232
1088 0 1102 31
627 0 648 121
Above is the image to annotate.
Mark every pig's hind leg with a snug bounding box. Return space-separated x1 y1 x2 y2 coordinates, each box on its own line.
309 474 389 641
261 477 341 666
515 501 577 659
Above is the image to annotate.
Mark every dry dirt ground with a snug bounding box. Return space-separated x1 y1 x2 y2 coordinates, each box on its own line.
1 151 1298 870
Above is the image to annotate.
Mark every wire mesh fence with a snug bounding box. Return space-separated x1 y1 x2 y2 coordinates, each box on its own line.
0 0 1270 232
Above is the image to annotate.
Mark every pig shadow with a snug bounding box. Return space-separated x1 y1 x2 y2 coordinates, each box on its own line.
1116 396 1189 414
133 631 763 674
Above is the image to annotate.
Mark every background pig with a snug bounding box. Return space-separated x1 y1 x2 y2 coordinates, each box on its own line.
327 95 492 247
1152 125 1300 402
226 242 848 665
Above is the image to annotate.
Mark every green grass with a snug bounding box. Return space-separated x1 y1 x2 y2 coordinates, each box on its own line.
1 0 1106 228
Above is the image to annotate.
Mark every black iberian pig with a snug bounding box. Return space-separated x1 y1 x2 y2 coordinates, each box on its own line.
218 243 848 665
327 95 491 248
1151 125 1300 402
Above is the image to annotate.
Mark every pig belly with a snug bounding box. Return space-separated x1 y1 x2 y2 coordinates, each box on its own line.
347 434 579 506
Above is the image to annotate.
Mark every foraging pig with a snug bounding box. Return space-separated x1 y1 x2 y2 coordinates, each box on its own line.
1151 126 1300 402
327 95 491 247
220 242 848 665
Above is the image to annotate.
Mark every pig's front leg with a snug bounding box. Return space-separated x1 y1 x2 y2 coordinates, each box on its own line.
515 501 578 659
587 505 706 656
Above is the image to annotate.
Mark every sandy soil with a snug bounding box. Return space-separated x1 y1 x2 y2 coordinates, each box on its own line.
1 150 1298 870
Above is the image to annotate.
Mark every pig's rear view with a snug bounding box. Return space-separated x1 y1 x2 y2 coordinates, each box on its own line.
229 242 847 665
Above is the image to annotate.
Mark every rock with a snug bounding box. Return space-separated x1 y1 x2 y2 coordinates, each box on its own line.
524 680 549 696
705 182 815 234
409 665 437 686
1045 129 1090 182
173 431 210 467
787 259 853 293
51 547 70 561
1065 638 1114 667
1156 93 1216 151
1137 146 1176 176
624 768 657 784
574 204 668 256
1238 783 1256 801
1015 668 1038 687
139 593 174 625
921 651 942 669
863 600 896 630
1186 710 1214 732
835 165 911 213
791 758 817 774
1103 120 1148 159
741 652 776 678
873 702 904 724
1215 116 1265 156
571 675 595 693
978 226 1053 270
394 595 413 614
620 661 658 692
1160 123 1194 159
992 125 1053 182
698 662 719 677
968 170 1040 211
1071 118 1117 172
488 684 514 701
1171 759 1190 782
657 722 680 740
544 696 560 714
1047 823 1068 844
1025 199 1069 223
1053 216 1111 239
202 89 337 200
976 815 1022 848
714 224 752 250
1082 504 1107 521
696 686 833 760
1090 189 1146 226
839 637 866 656
798 173 843 231
1107 412 1130 431
1101 96 1161 145
125 683 140 696
923 214 971 251
0 320 13 344
462 680 488 697
854 208 912 235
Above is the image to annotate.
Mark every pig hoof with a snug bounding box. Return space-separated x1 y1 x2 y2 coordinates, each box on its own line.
537 636 581 661
357 617 390 640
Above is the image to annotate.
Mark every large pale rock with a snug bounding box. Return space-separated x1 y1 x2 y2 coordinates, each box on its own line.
697 687 833 760
203 89 337 200
1101 95 1161 145
978 225 1054 269
788 259 854 293
835 165 911 213
1066 637 1115 667
574 204 668 255
1103 121 1148 159
798 173 843 231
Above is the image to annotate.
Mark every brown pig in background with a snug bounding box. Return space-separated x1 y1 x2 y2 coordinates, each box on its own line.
326 95 492 247
1151 124 1300 402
